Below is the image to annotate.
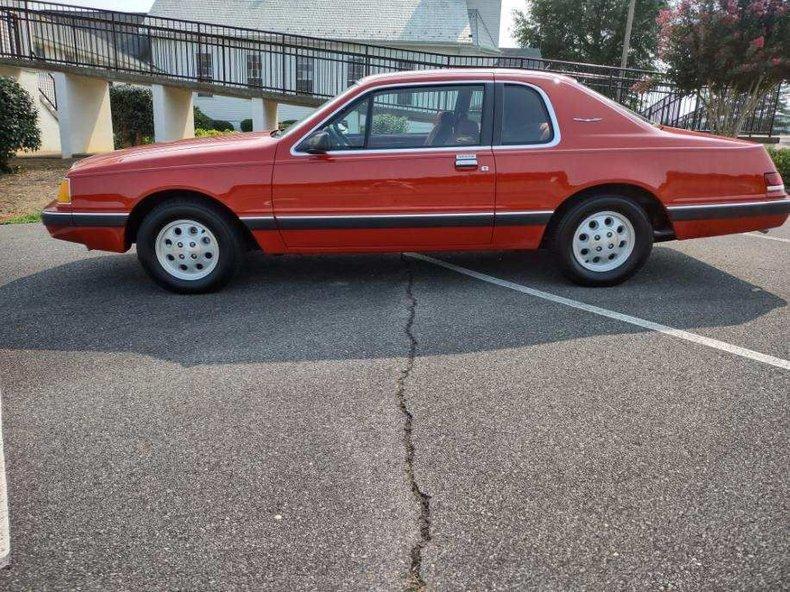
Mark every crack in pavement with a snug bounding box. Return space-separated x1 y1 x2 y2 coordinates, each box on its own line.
398 256 431 592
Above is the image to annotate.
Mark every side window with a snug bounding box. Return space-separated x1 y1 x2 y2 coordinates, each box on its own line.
368 84 484 149
501 84 554 145
296 84 486 152
298 98 369 151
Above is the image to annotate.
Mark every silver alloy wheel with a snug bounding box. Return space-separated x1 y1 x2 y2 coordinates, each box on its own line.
571 210 635 272
155 219 219 281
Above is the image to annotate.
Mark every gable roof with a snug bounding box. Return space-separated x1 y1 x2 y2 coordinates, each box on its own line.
148 0 478 46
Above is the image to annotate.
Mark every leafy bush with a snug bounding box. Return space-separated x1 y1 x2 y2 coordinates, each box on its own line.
279 119 297 131
212 119 235 132
0 77 41 172
767 147 790 181
110 85 154 148
195 128 235 138
193 106 214 130
193 107 235 132
240 118 253 132
371 113 409 135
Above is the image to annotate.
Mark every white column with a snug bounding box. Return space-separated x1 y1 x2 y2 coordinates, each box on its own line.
0 67 61 154
251 98 278 131
152 84 194 143
53 72 114 158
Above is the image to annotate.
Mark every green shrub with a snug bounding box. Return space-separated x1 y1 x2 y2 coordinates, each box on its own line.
110 85 153 148
193 107 236 133
240 118 253 132
212 119 234 132
278 119 297 131
371 113 409 135
195 128 235 138
767 147 789 182
0 77 41 172
193 106 214 130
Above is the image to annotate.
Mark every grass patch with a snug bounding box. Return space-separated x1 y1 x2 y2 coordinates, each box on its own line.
0 212 41 225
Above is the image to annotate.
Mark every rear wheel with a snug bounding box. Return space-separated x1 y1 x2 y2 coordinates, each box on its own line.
552 195 653 286
136 199 243 293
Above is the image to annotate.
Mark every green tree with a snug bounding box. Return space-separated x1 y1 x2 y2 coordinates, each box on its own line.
513 0 667 69
658 0 789 136
0 77 41 172
110 85 154 148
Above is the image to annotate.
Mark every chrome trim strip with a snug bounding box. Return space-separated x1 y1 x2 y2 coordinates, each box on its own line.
275 211 494 229
42 211 128 227
288 78 562 156
239 215 277 230
495 210 554 225
289 80 494 157
254 210 555 230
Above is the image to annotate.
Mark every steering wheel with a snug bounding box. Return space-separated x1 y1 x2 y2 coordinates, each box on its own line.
327 124 350 148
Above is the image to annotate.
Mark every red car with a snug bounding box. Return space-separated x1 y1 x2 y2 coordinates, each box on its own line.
42 69 788 293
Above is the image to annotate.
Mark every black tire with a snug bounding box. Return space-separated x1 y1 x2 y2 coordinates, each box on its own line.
552 195 653 286
136 198 243 294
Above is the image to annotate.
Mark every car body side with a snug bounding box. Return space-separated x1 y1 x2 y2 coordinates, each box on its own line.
42 69 789 254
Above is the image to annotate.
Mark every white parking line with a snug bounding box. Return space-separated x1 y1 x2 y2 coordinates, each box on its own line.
742 232 790 243
0 390 8 568
407 253 790 371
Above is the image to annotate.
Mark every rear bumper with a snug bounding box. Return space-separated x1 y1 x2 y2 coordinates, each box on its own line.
667 197 790 221
667 197 789 240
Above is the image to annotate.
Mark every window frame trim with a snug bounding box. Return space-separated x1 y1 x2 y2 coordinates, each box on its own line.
492 81 562 150
291 80 494 156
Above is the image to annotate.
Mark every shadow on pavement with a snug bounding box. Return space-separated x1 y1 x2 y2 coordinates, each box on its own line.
0 246 784 366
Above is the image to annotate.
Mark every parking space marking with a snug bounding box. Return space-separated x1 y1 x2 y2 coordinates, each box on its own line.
0 390 8 568
742 232 790 243
407 253 790 371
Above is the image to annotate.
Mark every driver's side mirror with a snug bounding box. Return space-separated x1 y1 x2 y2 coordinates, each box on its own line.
304 130 331 154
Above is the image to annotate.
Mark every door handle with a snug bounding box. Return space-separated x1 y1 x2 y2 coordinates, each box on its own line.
455 154 478 169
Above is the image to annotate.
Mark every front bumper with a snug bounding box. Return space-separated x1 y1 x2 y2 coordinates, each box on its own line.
42 203 129 252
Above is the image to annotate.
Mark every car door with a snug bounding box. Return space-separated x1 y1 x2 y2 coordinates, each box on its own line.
491 79 562 249
272 80 496 249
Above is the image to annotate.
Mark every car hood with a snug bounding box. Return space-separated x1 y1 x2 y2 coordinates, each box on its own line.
69 132 280 176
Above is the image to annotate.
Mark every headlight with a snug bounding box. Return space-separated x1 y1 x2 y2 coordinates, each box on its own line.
56 178 71 204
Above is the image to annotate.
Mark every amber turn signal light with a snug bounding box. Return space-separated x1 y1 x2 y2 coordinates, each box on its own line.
56 178 71 204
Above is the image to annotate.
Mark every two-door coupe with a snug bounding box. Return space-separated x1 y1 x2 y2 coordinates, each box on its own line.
42 69 789 293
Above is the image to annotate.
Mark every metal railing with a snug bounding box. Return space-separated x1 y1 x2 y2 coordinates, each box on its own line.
0 0 782 137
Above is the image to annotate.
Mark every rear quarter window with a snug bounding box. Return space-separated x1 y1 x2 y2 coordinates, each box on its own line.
501 84 554 145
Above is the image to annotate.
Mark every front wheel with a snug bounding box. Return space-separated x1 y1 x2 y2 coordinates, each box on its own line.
552 195 653 286
136 199 243 294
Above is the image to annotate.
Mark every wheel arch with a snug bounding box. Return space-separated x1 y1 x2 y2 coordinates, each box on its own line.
125 189 258 250
540 183 674 248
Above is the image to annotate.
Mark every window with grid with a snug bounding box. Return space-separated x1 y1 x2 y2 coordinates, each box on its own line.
247 53 262 87
196 52 213 81
347 57 366 88
296 56 314 93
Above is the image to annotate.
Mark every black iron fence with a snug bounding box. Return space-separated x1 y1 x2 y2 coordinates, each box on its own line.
0 0 783 137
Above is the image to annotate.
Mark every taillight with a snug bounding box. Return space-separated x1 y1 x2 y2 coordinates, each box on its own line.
765 172 784 193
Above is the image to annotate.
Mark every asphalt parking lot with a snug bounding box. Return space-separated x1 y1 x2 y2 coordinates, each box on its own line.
0 222 788 591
